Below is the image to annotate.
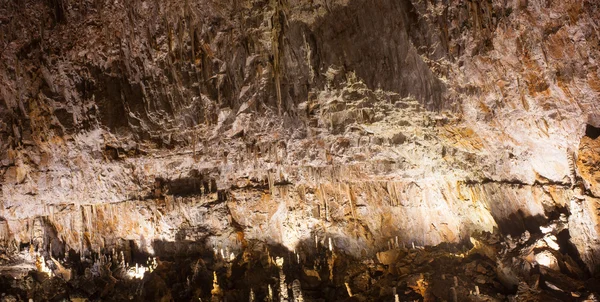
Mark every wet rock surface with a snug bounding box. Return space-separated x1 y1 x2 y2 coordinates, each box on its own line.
1 0 600 300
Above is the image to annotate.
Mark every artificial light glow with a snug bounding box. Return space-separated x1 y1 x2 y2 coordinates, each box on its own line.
126 258 157 279
544 235 560 251
540 225 553 234
535 251 557 269
536 253 552 267
275 256 284 268
127 264 147 279
35 255 53 276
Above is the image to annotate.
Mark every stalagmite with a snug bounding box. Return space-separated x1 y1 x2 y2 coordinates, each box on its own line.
344 282 353 297
2 0 600 300
249 288 255 302
35 254 52 276
211 271 222 301
292 279 304 302
120 251 125 267
276 257 288 302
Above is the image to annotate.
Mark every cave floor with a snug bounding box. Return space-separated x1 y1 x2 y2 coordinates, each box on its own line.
1 226 599 302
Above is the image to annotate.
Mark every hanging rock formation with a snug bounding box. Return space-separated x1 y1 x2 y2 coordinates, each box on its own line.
1 0 600 300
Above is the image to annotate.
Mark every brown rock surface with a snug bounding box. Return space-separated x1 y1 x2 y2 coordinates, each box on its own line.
1 0 600 300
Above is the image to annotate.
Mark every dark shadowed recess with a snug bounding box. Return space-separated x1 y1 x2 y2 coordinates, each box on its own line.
285 0 446 111
494 207 595 278
45 0 449 139
154 169 220 197
585 124 600 139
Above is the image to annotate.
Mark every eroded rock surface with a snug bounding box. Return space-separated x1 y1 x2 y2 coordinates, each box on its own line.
1 0 600 300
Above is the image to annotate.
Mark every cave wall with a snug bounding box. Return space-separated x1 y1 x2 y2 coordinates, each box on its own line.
1 0 600 272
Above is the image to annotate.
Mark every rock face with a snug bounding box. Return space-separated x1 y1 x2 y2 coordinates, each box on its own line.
1 0 600 300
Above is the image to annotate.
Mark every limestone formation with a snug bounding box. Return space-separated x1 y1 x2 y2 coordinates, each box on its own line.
1 0 600 300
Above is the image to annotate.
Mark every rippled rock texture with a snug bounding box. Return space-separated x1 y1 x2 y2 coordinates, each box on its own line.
1 0 600 300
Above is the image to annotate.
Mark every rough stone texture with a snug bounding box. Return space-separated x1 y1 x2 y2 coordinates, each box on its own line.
1 0 600 299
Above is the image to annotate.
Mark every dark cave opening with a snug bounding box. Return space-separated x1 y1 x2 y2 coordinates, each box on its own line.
585 124 600 139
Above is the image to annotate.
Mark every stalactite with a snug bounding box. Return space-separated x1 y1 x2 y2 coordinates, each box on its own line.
49 0 67 24
567 149 578 187
328 250 336 281
166 14 173 54
270 0 284 114
325 196 330 222
0 220 8 243
185 0 195 63
346 184 357 226
268 171 275 194
179 16 186 61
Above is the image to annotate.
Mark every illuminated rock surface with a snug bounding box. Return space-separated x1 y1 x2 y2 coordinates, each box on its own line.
1 0 600 300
